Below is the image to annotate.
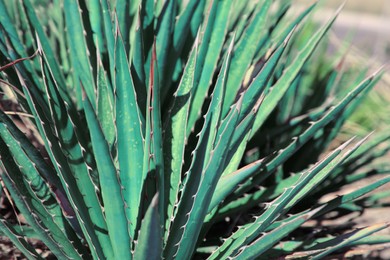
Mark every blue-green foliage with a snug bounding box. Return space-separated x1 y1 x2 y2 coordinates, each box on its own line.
0 0 389 259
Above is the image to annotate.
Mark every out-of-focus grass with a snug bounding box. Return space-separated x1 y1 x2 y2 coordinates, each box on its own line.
296 0 390 137
296 0 389 14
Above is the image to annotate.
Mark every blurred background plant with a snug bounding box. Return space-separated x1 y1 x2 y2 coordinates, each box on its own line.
297 1 390 258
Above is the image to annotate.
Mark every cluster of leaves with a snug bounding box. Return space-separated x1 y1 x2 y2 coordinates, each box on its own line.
0 0 389 259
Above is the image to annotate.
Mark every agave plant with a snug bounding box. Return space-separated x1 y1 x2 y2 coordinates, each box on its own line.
1 0 390 259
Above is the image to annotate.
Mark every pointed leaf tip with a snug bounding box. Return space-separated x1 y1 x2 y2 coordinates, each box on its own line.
283 26 296 47
34 32 43 56
336 1 347 15
338 137 356 151
372 65 386 77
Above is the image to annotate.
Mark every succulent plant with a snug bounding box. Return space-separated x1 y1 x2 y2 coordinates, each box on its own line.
1 0 390 259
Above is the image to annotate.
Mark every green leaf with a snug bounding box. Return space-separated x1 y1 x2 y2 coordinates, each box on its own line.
63 0 95 106
239 31 292 121
96 52 116 151
0 145 81 259
208 158 264 213
223 0 272 116
187 0 233 134
258 1 317 60
0 114 79 242
83 89 129 260
164 38 236 260
100 0 116 78
251 6 342 135
0 6 43 96
163 39 198 241
231 68 382 199
0 216 42 260
307 223 390 259
162 0 206 99
114 24 145 240
0 110 63 196
131 10 147 117
133 194 162 260
234 209 320 259
116 0 140 54
284 137 368 211
18 72 104 260
214 33 293 185
85 0 106 52
0 1 32 61
209 139 351 259
155 0 176 84
142 43 164 232
38 42 113 258
21 0 74 109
